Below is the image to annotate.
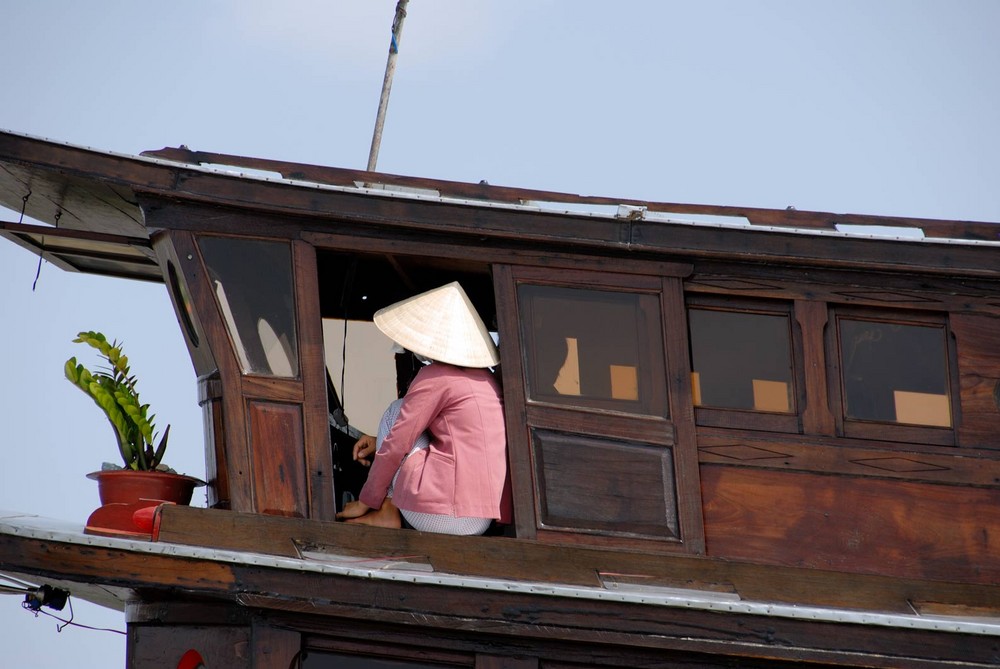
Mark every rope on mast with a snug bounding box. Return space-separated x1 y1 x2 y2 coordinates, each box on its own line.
367 0 409 172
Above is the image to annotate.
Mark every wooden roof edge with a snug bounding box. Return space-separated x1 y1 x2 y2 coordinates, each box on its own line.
140 145 1000 242
4 507 1000 642
151 505 1000 618
0 219 152 246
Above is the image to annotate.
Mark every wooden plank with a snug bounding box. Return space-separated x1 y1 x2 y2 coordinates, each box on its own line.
239 375 304 402
524 404 673 446
686 261 1000 315
248 400 308 518
701 465 1000 584
492 264 537 540
251 622 301 669
138 143 1000 242
952 312 1000 449
151 505 1000 613
294 612 997 669
136 171 1000 280
3 525 999 667
129 625 249 669
236 580 1000 669
294 240 338 521
303 229 694 279
796 300 837 435
532 429 679 539
476 655 538 669
662 276 707 554
696 428 1000 487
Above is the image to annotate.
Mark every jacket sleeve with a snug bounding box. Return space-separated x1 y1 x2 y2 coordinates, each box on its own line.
358 367 446 509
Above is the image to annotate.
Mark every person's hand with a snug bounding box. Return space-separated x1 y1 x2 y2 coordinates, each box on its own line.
353 434 377 466
336 499 371 521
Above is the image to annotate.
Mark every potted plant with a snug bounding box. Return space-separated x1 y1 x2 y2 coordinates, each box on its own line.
65 330 202 509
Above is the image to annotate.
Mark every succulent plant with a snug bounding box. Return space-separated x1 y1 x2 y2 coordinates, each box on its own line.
64 331 171 471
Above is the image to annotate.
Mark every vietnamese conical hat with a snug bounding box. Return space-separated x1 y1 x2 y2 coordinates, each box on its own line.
373 282 499 368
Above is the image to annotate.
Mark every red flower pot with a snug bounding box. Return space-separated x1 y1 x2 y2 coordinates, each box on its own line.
87 469 204 506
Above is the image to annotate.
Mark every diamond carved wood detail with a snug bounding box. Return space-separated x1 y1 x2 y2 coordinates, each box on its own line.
849 457 950 473
700 444 791 461
834 290 938 304
687 278 783 291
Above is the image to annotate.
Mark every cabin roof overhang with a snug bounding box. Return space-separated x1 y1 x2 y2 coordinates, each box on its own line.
3 129 1000 283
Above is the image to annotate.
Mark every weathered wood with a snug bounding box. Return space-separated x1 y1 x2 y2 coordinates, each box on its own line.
294 240 338 521
796 299 837 435
236 582 999 669
8 129 1000 667
251 622 301 669
129 625 249 669
239 375 305 402
151 505 1000 613
247 400 307 517
661 277 707 554
305 229 695 278
696 428 1000 487
476 655 538 669
138 143 1000 242
952 312 1000 450
701 465 1000 584
532 429 679 539
687 260 1000 315
491 264 535 539
524 404 673 446
4 517 1000 667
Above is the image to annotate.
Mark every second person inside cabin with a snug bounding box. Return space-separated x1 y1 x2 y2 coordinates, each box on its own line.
335 281 512 535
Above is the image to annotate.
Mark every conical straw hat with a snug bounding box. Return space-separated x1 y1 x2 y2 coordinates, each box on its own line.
373 282 500 368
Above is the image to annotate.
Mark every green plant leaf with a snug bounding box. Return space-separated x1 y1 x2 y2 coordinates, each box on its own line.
67 330 170 471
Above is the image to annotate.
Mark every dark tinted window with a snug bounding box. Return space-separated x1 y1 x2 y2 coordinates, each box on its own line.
688 308 794 413
838 318 951 427
518 284 667 416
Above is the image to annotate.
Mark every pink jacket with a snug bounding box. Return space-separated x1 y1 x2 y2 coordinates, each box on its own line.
359 363 513 523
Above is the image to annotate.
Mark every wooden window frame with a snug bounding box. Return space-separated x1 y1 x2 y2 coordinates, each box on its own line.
496 265 705 553
517 282 669 418
828 306 958 447
686 295 805 435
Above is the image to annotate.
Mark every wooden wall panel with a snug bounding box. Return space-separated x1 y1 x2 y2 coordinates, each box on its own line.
952 312 1000 449
129 625 249 669
534 430 678 539
697 428 1000 486
701 465 1000 584
251 623 302 669
248 400 307 518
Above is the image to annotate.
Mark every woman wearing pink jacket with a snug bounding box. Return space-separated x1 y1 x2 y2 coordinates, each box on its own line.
336 282 512 535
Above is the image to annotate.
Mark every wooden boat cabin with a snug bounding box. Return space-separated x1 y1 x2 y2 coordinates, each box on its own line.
2 129 1000 667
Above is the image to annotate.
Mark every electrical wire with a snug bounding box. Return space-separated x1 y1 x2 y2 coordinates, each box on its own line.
24 597 126 636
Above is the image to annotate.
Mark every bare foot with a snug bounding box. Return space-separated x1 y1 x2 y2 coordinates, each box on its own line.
347 499 402 529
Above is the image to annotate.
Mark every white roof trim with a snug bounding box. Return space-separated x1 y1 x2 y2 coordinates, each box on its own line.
3 129 998 248
2 511 998 636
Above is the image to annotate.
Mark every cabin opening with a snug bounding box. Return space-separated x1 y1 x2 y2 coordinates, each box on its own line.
314 247 498 514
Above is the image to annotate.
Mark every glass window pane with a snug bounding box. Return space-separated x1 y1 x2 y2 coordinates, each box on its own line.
518 284 667 416
839 318 951 427
199 237 299 378
688 308 794 413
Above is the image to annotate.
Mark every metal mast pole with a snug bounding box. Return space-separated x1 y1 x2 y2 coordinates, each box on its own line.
367 0 409 172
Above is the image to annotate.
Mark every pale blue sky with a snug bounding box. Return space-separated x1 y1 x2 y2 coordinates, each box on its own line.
2 2 998 665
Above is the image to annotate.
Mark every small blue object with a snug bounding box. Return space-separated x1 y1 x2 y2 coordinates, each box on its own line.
391 33 399 54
